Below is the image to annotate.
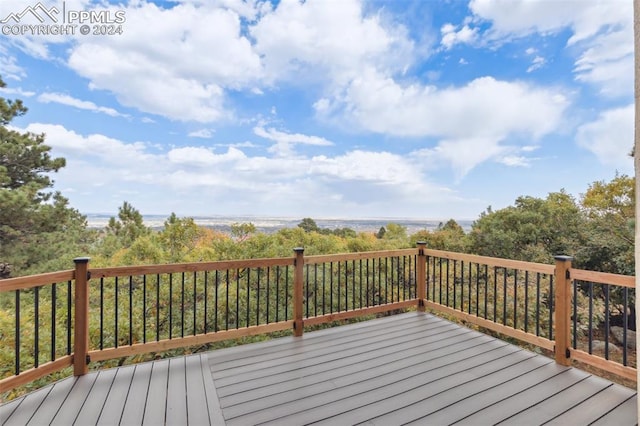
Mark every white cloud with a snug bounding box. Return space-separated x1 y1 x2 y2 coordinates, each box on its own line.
67 1 263 122
13 122 465 217
440 24 478 50
498 155 530 167
254 126 333 156
468 0 633 98
38 92 128 117
0 86 35 97
576 104 633 172
526 56 545 73
188 129 215 138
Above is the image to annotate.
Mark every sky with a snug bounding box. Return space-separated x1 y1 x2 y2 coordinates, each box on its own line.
0 0 634 221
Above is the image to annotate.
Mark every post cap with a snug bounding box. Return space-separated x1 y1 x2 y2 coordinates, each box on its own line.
554 255 573 261
293 247 304 253
416 241 427 246
73 257 91 264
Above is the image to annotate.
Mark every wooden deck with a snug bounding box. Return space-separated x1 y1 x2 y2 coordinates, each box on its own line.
1 312 637 425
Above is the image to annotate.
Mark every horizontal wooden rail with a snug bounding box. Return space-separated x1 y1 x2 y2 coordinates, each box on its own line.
570 269 635 288
304 300 417 327
423 300 555 352
0 270 74 292
305 249 418 265
89 257 294 278
0 356 73 394
570 348 636 383
89 321 293 362
424 249 555 275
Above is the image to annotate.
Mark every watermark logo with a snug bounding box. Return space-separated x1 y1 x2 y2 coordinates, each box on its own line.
2 2 126 36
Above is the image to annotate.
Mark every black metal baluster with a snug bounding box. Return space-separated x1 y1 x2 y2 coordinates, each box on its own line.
453 260 457 309
204 271 208 333
359 260 363 308
352 260 356 310
337 262 341 312
193 271 197 335
215 271 220 331
274 267 279 322
524 271 529 333
15 290 20 375
67 280 71 355
623 287 629 365
266 267 270 324
322 263 326 314
256 268 261 326
588 281 593 353
502 269 507 326
460 261 464 311
129 275 133 345
604 286 610 359
365 259 370 307
468 262 472 315
536 274 541 336
330 262 334 313
285 266 289 320
306 264 310 317
115 276 119 347
34 286 40 368
493 267 498 322
51 283 56 361
156 274 160 341
438 259 442 305
475 263 480 316
484 265 488 319
549 276 554 340
181 272 185 337
246 269 251 327
169 274 173 339
513 272 517 329
236 269 240 329
225 270 230 330
143 275 147 343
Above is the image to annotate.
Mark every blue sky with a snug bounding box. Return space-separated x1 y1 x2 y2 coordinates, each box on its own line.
0 0 634 220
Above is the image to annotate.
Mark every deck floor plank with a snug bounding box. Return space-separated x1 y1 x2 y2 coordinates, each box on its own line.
185 355 211 426
2 384 52 426
166 357 188 425
50 374 97 425
26 375 76 425
97 362 136 425
544 383 638 425
119 362 153 426
455 368 591 425
1 312 636 425
142 359 169 426
74 368 117 425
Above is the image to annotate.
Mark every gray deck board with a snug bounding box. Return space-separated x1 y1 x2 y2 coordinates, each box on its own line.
2 383 52 426
26 374 76 425
2 312 636 425
74 368 117 425
97 362 136 425
119 362 153 425
142 359 169 426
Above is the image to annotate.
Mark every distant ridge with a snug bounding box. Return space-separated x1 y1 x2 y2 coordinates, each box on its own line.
85 214 473 233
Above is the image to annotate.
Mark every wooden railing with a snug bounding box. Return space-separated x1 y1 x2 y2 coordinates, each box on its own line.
0 244 636 398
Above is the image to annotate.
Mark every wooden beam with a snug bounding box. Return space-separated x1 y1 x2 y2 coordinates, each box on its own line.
73 257 90 376
293 248 304 337
416 242 427 312
303 300 418 327
0 356 73 394
554 256 573 366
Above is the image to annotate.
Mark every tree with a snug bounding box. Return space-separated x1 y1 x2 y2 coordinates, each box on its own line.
298 218 319 233
230 222 256 242
579 174 635 275
159 213 201 262
376 226 386 239
0 76 89 275
469 191 585 263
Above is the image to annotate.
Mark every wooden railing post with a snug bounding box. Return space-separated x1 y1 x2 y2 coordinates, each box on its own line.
554 255 573 366
293 248 304 337
73 257 90 376
416 242 427 312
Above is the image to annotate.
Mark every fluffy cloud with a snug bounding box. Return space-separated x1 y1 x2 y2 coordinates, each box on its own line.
38 92 128 117
67 2 262 122
468 0 633 98
575 105 633 172
440 24 478 50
